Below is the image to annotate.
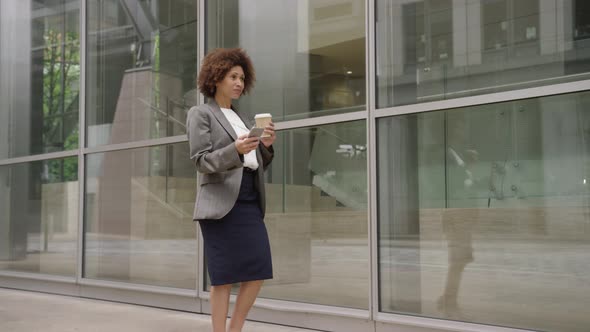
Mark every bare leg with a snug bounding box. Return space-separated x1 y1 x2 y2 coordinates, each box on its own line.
437 261 468 316
210 284 232 332
228 280 264 332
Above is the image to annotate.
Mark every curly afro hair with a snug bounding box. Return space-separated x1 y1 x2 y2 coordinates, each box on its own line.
197 48 256 98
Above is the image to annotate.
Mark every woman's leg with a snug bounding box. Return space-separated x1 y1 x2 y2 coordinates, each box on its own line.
210 284 232 332
228 280 264 332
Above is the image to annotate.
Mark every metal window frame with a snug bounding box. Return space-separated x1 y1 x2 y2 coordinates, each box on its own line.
367 0 379 323
197 0 206 301
373 79 590 120
76 0 86 285
0 150 78 166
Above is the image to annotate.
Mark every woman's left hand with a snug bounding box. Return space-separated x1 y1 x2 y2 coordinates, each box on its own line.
260 122 276 148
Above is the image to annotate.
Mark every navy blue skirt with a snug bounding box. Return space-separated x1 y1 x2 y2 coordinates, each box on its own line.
198 169 273 286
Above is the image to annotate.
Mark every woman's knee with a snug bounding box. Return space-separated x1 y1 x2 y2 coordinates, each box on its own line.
240 279 263 288
211 284 232 293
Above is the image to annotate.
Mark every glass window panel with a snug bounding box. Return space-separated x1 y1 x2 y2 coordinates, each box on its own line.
86 0 198 148
84 143 197 289
376 0 590 108
256 121 368 309
0 157 78 276
0 0 80 159
512 0 539 46
377 91 590 331
206 0 366 121
203 121 369 308
482 0 508 50
575 1 590 40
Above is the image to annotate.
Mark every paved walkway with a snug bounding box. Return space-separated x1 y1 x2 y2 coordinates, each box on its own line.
0 288 319 332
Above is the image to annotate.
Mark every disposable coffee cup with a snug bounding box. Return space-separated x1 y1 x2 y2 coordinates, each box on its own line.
254 113 272 137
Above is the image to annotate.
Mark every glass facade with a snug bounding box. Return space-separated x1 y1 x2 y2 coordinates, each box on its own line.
1 1 590 331
376 0 590 107
0 0 80 159
84 143 197 289
0 158 78 276
86 0 198 147
205 121 369 309
377 91 590 331
207 0 366 121
253 121 367 308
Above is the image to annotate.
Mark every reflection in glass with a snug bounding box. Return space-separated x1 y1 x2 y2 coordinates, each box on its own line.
0 0 80 159
84 143 197 289
378 91 590 331
207 0 366 121
376 0 590 107
256 121 367 309
575 1 590 40
86 0 199 147
0 158 78 276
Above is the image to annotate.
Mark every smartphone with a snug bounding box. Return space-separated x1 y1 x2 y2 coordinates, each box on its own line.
247 127 265 138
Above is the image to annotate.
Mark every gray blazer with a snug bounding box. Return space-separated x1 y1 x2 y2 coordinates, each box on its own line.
186 101 274 221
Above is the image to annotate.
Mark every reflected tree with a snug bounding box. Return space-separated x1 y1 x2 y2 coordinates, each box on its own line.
42 29 79 183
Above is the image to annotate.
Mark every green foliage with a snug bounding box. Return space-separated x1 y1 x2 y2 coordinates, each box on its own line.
42 29 80 182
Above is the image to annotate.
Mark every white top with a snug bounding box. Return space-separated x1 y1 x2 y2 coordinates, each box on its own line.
219 107 259 170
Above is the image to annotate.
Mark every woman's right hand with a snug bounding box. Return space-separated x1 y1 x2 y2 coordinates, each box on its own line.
235 134 259 154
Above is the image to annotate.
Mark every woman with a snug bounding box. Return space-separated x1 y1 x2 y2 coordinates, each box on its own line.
186 48 275 332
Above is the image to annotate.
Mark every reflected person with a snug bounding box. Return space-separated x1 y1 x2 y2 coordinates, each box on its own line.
186 48 276 332
437 207 476 318
437 117 478 317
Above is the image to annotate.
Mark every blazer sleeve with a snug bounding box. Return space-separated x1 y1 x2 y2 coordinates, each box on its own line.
259 143 274 171
187 106 243 174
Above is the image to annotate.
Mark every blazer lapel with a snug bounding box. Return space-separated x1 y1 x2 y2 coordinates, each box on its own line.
208 100 237 140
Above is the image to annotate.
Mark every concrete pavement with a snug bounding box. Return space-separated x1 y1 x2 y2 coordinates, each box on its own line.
0 288 320 332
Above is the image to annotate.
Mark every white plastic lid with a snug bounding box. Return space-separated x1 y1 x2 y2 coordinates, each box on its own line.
255 113 272 118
